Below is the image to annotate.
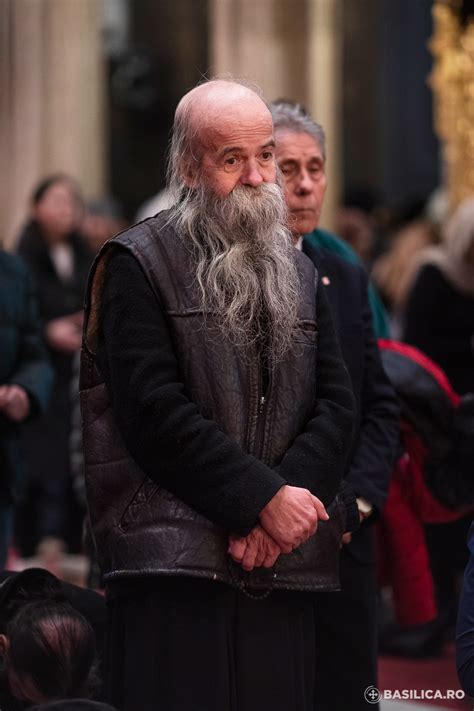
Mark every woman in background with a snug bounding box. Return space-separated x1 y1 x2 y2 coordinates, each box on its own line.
404 197 474 395
0 248 52 568
404 197 474 652
15 175 92 556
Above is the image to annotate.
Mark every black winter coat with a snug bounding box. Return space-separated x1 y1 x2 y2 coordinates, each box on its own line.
0 251 53 500
15 222 92 488
303 240 400 563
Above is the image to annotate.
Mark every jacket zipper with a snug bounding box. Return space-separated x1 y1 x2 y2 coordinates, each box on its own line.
253 366 270 461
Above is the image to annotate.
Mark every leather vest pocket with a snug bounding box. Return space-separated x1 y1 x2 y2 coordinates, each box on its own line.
293 320 318 346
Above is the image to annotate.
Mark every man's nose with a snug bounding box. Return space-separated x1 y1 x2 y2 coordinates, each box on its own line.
295 169 313 194
240 161 264 187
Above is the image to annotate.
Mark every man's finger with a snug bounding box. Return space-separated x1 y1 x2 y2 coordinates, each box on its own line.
290 537 303 550
263 549 280 568
228 537 246 562
278 540 293 554
311 495 329 521
242 544 258 572
300 518 317 543
254 549 266 568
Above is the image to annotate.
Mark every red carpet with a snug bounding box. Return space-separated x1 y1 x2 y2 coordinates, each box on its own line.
379 646 472 708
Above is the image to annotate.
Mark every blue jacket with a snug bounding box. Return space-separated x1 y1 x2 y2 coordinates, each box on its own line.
0 251 53 500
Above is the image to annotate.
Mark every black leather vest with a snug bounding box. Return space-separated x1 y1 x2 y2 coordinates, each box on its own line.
80 213 345 592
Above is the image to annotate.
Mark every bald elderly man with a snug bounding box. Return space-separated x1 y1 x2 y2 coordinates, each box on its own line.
81 79 355 710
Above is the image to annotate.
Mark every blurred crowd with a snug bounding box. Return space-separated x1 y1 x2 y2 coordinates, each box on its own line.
0 164 473 708
1 176 127 569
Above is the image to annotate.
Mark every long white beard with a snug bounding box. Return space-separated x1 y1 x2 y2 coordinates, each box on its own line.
170 181 301 362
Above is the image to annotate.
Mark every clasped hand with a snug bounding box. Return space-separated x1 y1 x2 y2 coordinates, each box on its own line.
46 311 83 353
229 525 281 571
228 485 329 571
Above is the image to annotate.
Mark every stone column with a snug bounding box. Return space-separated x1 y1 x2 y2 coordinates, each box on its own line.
0 0 105 249
210 0 308 102
307 0 343 230
209 0 343 231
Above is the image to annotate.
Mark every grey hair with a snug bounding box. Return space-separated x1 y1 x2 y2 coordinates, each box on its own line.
270 101 326 159
166 94 200 202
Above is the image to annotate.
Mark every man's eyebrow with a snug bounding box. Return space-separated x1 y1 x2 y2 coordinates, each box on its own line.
220 139 276 156
221 146 244 156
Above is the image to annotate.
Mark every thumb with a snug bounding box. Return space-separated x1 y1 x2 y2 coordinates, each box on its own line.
311 495 329 520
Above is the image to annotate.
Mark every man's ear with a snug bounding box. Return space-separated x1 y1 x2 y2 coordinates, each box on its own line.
0 634 10 657
181 158 199 189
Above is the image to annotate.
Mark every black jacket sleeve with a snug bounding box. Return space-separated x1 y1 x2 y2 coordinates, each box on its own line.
96 250 286 537
344 269 400 513
274 282 356 508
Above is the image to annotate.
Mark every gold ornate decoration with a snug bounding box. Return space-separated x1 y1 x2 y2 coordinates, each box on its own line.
429 0 474 208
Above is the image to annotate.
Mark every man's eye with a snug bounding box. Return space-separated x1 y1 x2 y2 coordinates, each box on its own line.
225 157 238 166
261 151 273 161
280 165 296 177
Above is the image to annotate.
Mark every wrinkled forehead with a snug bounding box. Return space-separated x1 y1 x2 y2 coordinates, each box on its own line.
200 105 274 152
182 85 273 152
274 129 323 159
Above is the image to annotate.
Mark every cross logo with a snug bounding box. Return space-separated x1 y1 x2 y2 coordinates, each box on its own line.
364 686 382 704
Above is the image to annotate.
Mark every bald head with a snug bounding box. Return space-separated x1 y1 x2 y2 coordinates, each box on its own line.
168 79 276 199
176 79 269 138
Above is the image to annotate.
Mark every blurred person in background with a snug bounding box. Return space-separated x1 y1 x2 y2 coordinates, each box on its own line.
403 196 474 652
404 196 474 394
81 198 128 256
335 187 389 267
15 175 92 558
134 187 172 223
0 568 104 710
0 249 53 568
378 342 474 657
271 100 400 711
371 191 445 336
334 205 375 265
